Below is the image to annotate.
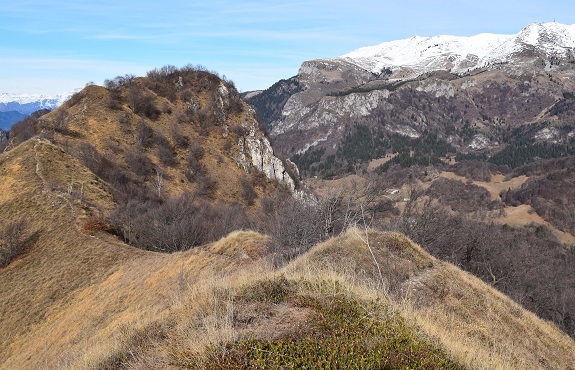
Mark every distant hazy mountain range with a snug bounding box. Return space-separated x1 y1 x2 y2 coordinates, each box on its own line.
0 111 27 130
0 91 76 130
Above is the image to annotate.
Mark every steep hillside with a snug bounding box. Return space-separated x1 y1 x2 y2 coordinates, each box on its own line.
284 230 575 370
0 139 269 368
246 22 575 178
3 66 299 252
10 69 296 198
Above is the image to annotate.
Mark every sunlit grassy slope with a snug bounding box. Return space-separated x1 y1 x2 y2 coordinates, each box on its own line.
1 126 575 369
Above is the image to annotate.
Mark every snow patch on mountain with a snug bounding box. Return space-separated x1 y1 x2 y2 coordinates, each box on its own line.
534 127 562 143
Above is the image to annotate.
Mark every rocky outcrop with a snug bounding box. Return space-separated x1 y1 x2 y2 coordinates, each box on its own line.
234 110 296 191
246 130 294 189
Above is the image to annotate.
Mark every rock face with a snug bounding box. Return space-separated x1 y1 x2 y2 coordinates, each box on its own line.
245 22 575 173
246 130 294 189
235 109 296 191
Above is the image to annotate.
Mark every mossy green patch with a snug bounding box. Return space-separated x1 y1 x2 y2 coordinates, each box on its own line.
189 278 464 369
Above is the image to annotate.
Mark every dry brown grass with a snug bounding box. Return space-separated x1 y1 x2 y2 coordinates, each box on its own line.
0 76 282 368
285 229 575 370
304 174 369 199
36 84 274 205
398 260 575 370
2 186 575 370
367 153 397 171
0 139 265 369
497 204 575 245
0 218 270 369
2 132 575 369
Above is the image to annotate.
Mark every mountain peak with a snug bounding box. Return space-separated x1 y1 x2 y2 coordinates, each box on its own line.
515 22 575 49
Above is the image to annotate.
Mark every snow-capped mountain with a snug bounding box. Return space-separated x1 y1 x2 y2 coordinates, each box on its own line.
0 91 77 115
336 22 575 78
0 90 78 129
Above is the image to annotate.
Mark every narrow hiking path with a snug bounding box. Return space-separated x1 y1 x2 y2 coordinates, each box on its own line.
33 138 82 232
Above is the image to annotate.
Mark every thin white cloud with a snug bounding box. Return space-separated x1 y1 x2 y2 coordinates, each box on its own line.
90 34 156 40
0 57 149 73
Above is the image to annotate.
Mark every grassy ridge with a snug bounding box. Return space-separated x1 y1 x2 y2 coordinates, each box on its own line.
99 229 575 369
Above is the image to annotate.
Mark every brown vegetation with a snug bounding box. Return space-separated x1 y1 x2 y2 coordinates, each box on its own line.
426 177 501 213
395 187 575 338
503 158 575 235
0 218 28 267
0 66 303 255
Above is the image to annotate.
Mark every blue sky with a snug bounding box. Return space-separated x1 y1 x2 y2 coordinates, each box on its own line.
1 0 574 95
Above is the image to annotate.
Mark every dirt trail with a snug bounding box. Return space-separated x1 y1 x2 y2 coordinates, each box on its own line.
34 139 82 231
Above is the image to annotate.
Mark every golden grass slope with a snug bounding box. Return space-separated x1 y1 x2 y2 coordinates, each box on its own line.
90 228 575 369
0 138 267 368
1 137 575 369
284 229 575 369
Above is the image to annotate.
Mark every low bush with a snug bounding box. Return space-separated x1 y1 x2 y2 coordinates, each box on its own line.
0 218 28 267
82 215 111 235
109 193 249 252
194 288 463 369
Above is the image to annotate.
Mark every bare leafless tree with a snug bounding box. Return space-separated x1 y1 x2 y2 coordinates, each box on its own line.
153 168 164 198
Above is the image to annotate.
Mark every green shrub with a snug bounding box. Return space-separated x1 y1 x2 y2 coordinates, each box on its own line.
190 288 464 369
